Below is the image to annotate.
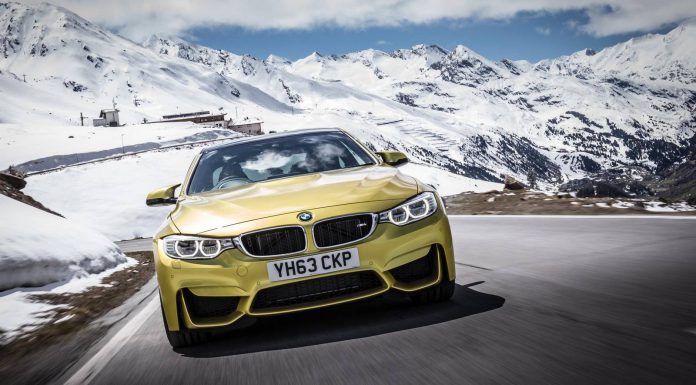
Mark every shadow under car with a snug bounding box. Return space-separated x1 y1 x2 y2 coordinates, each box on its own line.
173 281 505 357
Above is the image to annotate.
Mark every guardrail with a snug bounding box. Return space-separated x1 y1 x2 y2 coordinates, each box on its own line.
375 119 404 126
25 136 240 177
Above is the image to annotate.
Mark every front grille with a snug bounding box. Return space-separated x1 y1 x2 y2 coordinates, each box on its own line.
389 248 437 283
252 271 383 310
313 214 374 248
182 289 239 319
240 226 306 256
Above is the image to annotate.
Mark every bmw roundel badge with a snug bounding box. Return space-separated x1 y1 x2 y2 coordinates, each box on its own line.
298 212 313 222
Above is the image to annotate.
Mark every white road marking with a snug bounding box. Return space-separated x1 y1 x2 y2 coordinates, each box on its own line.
64 295 159 385
455 262 492 271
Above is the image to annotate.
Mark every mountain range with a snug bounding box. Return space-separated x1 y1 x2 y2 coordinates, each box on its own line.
1 1 695 188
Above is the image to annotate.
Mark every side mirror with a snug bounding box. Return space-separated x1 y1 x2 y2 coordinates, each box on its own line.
146 184 181 206
376 151 409 167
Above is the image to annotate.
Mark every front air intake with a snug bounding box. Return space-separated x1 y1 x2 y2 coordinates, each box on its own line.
313 214 375 248
240 226 306 257
251 271 383 310
182 289 239 319
389 247 437 283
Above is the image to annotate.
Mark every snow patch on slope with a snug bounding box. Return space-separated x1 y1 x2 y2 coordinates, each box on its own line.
0 121 232 170
0 194 126 290
400 162 502 195
24 146 200 240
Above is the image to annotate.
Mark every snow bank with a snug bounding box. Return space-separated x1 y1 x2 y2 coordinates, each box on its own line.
399 162 503 196
643 201 696 212
25 147 198 240
0 195 126 290
0 255 136 339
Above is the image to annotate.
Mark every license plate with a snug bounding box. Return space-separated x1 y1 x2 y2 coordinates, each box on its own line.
267 248 360 282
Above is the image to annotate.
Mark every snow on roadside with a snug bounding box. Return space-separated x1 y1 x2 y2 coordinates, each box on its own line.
25 147 200 240
398 162 503 196
611 201 634 209
0 195 130 339
0 195 127 290
643 201 696 212
588 199 696 212
0 256 136 340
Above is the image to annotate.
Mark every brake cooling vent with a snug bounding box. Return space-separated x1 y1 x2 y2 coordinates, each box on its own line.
389 248 437 283
183 289 239 319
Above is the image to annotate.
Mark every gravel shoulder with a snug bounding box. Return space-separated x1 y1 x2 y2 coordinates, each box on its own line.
443 189 696 215
0 251 155 385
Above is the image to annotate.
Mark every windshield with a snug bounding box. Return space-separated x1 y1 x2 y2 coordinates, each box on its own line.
187 131 376 194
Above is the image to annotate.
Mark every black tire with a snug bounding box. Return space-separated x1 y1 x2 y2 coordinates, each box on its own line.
160 301 206 348
410 278 455 304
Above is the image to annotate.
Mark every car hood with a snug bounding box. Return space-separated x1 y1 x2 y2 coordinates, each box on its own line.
169 165 417 234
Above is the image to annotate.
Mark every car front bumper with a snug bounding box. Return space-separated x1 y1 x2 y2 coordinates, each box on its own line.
155 201 455 331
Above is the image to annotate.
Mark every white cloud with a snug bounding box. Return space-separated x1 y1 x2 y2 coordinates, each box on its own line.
579 1 696 36
565 19 580 30
376 39 392 45
535 26 551 36
36 0 696 40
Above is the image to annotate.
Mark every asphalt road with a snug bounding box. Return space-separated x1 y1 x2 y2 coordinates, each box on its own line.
79 216 696 384
115 237 152 253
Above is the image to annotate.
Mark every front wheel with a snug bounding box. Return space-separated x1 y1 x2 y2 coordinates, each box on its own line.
160 302 206 348
410 279 455 304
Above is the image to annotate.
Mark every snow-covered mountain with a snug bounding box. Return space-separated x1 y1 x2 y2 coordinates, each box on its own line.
2 1 695 186
0 2 290 124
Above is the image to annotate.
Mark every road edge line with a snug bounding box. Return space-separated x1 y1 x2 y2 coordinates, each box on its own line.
63 295 159 385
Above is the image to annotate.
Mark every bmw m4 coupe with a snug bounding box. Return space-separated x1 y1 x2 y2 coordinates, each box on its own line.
147 128 456 347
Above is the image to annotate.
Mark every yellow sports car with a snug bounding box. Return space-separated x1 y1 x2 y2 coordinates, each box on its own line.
147 128 456 347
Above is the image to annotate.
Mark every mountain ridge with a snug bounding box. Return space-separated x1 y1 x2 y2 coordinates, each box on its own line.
1 1 695 189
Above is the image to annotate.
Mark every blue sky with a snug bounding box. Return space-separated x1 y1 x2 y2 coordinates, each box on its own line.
187 10 676 62
50 0 693 62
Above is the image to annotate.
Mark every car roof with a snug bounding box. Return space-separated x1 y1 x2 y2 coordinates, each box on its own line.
201 127 345 154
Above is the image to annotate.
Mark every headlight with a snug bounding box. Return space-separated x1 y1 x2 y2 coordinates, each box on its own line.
378 192 438 226
162 235 235 259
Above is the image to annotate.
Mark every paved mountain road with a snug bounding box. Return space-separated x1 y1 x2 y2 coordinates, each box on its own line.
115 237 152 253
83 216 696 384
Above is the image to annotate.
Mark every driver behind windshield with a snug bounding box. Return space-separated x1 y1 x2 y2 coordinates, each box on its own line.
187 131 375 195
219 161 246 181
214 161 250 189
